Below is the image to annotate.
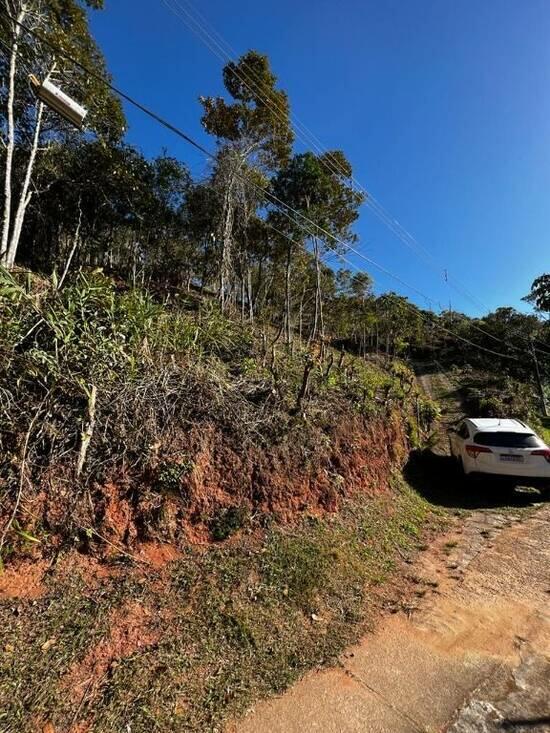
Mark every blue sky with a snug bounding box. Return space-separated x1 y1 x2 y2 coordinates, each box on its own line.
90 0 550 316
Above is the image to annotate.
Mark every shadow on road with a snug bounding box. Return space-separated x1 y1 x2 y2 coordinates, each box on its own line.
500 718 550 730
404 450 546 510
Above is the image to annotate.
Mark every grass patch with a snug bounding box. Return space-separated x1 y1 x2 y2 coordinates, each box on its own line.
443 540 458 555
0 477 443 733
539 416 550 445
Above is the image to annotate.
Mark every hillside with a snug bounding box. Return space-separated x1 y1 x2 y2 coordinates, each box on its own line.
0 268 445 732
0 268 439 550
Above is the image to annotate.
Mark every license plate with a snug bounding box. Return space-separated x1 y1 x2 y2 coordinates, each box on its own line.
500 455 524 463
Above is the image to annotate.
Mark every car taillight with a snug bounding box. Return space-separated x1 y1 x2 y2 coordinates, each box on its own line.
466 445 492 457
531 449 550 464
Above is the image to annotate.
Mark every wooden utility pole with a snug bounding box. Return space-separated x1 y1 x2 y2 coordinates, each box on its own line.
530 338 548 417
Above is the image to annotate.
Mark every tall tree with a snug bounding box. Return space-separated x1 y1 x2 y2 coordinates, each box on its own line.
270 151 364 341
524 274 550 315
0 0 124 268
199 50 293 309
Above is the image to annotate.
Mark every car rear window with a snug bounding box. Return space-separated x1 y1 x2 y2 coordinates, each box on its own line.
473 431 540 448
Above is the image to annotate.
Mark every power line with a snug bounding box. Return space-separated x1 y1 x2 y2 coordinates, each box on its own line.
0 7 213 159
256 199 534 364
262 218 521 363
161 0 547 346
159 1 487 300
322 248 522 361
9 2 542 362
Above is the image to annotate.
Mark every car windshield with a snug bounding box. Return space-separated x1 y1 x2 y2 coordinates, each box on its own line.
473 431 540 448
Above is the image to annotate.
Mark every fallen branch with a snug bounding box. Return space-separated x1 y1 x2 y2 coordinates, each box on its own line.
76 384 97 478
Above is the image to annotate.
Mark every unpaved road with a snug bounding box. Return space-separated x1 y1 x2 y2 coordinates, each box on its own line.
233 502 550 732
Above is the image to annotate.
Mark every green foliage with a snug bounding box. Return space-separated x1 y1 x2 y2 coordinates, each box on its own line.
462 375 536 423
270 151 364 245
210 506 250 541
157 459 193 493
406 416 421 449
417 396 440 429
201 50 293 169
523 273 550 313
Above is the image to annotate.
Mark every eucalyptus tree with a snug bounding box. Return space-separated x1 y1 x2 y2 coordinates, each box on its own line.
329 269 375 352
143 154 192 285
199 50 293 310
184 181 222 293
0 0 124 269
376 292 423 356
19 140 191 286
270 151 364 341
20 140 145 271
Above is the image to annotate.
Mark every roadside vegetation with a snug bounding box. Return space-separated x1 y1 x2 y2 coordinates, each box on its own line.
0 268 438 562
444 365 549 441
1 2 549 398
0 267 441 731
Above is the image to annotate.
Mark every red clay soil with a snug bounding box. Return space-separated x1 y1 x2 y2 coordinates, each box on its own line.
98 481 138 545
0 542 181 604
57 551 124 585
64 601 159 706
156 410 408 528
133 539 181 567
0 557 49 599
2 409 409 562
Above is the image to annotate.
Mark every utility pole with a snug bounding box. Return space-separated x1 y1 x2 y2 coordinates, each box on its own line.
530 338 548 417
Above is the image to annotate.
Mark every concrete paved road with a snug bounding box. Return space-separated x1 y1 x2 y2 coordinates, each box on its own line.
233 504 550 733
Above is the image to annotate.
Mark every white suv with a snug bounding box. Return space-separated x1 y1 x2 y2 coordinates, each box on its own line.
449 418 550 485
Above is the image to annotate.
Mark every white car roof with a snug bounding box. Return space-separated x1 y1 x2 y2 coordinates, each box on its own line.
466 418 532 433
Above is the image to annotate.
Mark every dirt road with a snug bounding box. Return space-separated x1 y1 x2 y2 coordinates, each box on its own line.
233 499 550 732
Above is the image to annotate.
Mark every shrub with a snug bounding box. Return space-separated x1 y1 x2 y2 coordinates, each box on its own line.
210 506 250 541
0 268 418 551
